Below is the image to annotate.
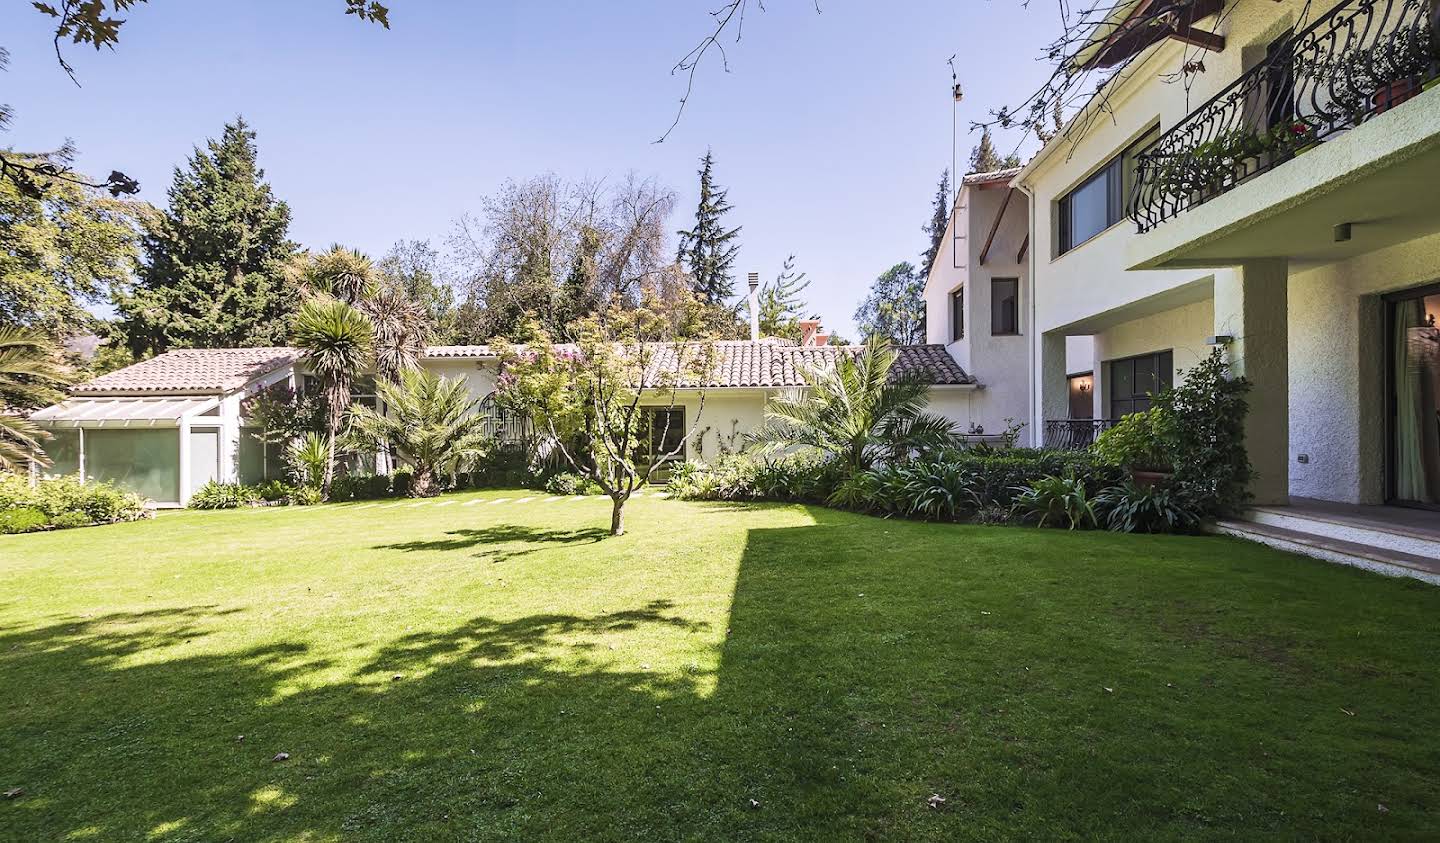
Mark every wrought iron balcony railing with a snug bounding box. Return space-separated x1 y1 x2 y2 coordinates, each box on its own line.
1131 0 1439 232
1043 418 1117 450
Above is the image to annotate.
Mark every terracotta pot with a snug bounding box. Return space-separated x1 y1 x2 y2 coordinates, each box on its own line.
1373 77 1419 113
1130 469 1173 489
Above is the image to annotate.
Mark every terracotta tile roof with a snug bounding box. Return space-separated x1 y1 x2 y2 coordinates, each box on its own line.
73 341 973 395
73 347 300 395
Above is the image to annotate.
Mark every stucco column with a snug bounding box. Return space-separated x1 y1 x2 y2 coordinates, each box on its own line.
1034 331 1069 447
1214 259 1289 505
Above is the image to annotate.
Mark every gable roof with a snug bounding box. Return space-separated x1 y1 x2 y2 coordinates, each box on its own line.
71 342 974 396
962 166 1023 187
74 347 300 395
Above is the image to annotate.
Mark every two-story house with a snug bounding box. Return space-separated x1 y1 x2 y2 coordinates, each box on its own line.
1017 0 1440 570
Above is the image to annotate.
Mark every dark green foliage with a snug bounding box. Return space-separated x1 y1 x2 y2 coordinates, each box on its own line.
1092 409 1170 471
1094 481 1201 534
667 453 839 503
853 262 925 345
920 169 950 275
0 506 48 534
1151 348 1253 515
1012 475 1097 530
329 473 394 502
756 254 813 341
0 473 148 526
675 150 741 302
115 118 298 356
935 448 1125 505
49 510 93 529
188 481 262 510
544 473 603 496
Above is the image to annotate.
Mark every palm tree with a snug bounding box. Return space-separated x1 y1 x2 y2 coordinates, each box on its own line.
291 245 380 305
292 296 374 500
0 329 72 472
747 336 957 473
346 369 490 497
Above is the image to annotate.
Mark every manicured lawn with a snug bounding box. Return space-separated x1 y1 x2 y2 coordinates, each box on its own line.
2 490 1438 841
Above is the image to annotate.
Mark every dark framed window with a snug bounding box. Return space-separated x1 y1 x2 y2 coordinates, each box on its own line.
950 287 964 341
1058 126 1160 254
991 278 1019 336
1107 350 1173 418
638 407 686 466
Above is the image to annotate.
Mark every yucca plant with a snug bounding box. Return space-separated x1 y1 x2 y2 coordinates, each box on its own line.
292 296 374 500
748 336 957 473
286 432 330 489
0 329 73 471
347 369 490 497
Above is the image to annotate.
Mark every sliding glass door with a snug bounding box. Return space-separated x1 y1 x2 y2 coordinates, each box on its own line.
1389 287 1440 507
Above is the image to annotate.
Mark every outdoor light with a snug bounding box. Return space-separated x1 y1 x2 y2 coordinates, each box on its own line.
1334 222 1353 242
1205 335 1234 346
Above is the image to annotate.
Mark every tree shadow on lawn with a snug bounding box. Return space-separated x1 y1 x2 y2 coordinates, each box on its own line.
3 507 1440 840
375 524 608 562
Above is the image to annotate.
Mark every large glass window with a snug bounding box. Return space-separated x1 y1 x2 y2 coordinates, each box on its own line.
636 407 685 480
991 278 1020 336
1391 292 1440 505
85 428 180 503
950 288 964 341
1107 350 1173 418
40 429 80 477
1058 126 1159 254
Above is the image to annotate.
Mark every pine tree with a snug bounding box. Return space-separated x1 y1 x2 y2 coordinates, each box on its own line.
920 170 951 276
968 128 1023 174
675 150 741 302
116 118 297 355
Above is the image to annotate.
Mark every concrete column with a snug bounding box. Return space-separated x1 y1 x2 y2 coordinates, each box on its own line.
1214 259 1289 505
1033 331 1069 447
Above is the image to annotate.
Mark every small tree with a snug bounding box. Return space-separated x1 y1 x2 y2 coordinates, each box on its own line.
748 337 957 475
1151 348 1253 515
494 294 718 536
291 296 374 500
347 369 490 497
757 254 814 341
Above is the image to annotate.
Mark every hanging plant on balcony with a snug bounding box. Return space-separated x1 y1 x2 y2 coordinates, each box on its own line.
1153 127 1267 202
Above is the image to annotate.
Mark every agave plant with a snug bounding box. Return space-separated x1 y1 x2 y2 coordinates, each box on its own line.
0 329 72 471
292 296 374 500
346 369 490 497
747 336 957 474
285 432 331 489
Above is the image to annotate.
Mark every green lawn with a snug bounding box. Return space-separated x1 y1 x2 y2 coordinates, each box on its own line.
2 490 1438 841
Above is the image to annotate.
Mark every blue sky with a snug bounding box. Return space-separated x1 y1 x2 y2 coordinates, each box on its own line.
5 0 1062 338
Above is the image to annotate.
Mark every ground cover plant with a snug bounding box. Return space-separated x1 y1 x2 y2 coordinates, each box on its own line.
2 491 1439 839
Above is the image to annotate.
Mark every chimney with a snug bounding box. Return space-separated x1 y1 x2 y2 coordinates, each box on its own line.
814 331 829 347
747 272 761 342
799 318 822 347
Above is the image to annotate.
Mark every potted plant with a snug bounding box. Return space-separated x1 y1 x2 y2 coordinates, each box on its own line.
1091 408 1173 488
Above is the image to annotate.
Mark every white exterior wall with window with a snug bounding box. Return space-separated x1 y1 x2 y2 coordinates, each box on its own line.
1018 0 1440 507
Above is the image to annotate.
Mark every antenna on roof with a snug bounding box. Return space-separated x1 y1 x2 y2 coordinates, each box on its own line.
948 55 963 204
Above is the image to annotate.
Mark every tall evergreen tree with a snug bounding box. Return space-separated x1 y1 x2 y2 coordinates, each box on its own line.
969 128 1023 174
115 118 297 355
675 150 741 302
920 169 951 276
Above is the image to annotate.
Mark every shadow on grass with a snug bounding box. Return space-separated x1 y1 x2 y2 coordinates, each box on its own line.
4 506 1440 840
375 524 608 562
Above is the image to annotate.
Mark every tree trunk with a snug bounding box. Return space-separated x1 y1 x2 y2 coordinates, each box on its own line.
610 493 627 536
321 428 337 501
412 466 434 498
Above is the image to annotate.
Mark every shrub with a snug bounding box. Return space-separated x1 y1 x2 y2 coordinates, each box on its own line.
0 473 148 524
329 472 393 501
390 467 414 498
545 472 602 496
469 447 541 488
287 485 323 506
188 481 262 510
924 449 1123 506
50 511 93 529
1093 409 1170 471
256 480 299 503
0 506 49 534
1012 475 1097 530
1151 348 1253 516
286 433 329 489
972 504 1016 526
667 452 840 503
1094 481 1201 534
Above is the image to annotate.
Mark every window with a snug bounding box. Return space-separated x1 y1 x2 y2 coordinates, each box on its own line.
1107 350 1173 418
950 287 964 341
637 407 686 471
1057 126 1160 254
991 278 1019 336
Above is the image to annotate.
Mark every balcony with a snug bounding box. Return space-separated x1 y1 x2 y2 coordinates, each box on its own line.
1042 419 1118 450
1130 0 1440 234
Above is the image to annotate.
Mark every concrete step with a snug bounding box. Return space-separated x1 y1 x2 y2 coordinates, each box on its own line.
1211 519 1440 585
1244 506 1440 560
